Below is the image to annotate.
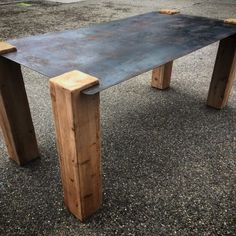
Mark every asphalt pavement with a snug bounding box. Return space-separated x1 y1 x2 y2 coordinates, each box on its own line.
0 0 236 235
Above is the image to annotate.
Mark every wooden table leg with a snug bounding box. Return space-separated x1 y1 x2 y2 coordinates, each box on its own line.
207 34 236 109
0 57 39 165
151 61 173 90
49 70 102 221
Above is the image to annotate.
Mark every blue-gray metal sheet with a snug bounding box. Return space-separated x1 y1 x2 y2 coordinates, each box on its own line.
3 12 236 95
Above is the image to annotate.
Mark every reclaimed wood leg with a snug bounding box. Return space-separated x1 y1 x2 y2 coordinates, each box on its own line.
151 61 173 89
0 57 39 165
49 70 102 221
207 34 236 109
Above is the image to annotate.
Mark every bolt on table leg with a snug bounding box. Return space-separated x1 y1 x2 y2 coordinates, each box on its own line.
49 70 102 221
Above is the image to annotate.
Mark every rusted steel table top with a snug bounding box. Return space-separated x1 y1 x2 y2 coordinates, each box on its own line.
3 12 236 95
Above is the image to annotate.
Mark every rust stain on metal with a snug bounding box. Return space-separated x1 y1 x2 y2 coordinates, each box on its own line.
2 12 236 95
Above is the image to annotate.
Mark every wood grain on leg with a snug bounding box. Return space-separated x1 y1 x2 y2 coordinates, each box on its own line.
0 57 39 165
207 34 236 109
151 61 173 90
49 70 102 221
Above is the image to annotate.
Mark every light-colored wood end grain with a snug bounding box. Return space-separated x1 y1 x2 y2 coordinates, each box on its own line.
0 42 17 55
224 18 236 25
50 70 99 92
158 9 180 15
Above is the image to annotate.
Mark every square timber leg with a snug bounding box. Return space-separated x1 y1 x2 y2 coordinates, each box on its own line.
0 42 39 165
151 61 173 90
207 34 236 109
49 70 102 221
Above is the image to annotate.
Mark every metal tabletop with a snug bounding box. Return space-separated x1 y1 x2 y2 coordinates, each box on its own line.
3 12 236 95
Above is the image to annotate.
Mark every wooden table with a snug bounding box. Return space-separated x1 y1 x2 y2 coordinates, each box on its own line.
0 12 236 221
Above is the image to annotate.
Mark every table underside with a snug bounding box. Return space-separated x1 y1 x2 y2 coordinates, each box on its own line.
3 12 236 94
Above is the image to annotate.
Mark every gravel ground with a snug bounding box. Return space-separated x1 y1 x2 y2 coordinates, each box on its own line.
0 0 236 235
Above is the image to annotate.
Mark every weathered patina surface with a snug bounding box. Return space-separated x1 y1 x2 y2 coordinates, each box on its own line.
3 12 236 94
